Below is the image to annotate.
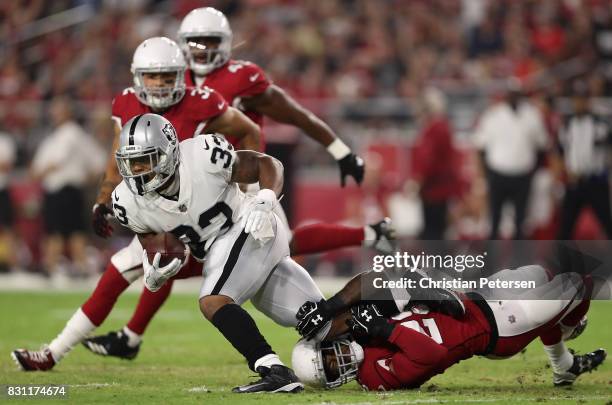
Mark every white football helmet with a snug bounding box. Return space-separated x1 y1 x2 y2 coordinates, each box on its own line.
115 113 180 195
291 338 364 389
131 37 186 109
178 7 232 75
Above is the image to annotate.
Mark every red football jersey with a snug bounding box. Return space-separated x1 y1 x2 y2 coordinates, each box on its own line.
185 60 270 148
357 298 492 391
111 86 228 142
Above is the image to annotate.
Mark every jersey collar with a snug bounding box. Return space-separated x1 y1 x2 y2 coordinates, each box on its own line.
143 161 192 213
186 60 231 87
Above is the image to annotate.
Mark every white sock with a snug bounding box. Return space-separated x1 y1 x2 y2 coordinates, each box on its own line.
543 342 573 373
254 353 284 370
122 326 142 348
48 308 96 361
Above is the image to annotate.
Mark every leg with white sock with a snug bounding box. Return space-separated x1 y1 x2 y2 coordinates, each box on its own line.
544 342 574 375
12 246 140 371
540 324 607 386
539 297 606 386
12 266 132 370
48 309 97 362
541 325 573 375
53 262 133 360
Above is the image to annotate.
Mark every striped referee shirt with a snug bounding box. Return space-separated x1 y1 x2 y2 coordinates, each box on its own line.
558 113 612 178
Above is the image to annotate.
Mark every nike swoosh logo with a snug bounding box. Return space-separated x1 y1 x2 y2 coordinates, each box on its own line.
235 382 268 392
217 102 225 110
203 139 210 150
249 73 260 82
377 359 391 372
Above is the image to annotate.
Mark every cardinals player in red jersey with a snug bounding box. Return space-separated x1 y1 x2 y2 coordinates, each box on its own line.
11 36 264 371
175 8 387 257
178 7 364 185
78 7 394 362
292 266 606 389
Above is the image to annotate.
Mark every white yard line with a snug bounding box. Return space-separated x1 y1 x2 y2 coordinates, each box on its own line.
186 386 227 392
186 386 209 393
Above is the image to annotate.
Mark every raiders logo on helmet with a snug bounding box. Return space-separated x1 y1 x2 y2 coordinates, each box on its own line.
162 123 177 143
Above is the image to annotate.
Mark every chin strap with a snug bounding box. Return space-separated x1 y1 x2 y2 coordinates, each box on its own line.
157 172 180 199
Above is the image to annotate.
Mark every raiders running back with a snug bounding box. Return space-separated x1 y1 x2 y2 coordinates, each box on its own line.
112 113 332 393
113 131 244 260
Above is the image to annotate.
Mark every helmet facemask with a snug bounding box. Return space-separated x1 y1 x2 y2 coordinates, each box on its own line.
320 340 364 388
133 68 186 109
180 34 231 75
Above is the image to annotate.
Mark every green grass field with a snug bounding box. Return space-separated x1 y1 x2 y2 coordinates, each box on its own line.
0 291 610 404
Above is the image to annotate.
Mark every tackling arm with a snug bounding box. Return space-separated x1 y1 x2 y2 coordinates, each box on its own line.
206 106 262 152
242 85 364 186
296 271 403 340
242 84 335 147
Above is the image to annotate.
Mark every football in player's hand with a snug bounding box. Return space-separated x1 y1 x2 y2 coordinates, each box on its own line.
141 233 188 266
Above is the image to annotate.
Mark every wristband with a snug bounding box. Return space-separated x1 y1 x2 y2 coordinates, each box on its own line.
256 188 278 205
327 138 351 160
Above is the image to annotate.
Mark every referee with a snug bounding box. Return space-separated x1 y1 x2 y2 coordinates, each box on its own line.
557 86 612 239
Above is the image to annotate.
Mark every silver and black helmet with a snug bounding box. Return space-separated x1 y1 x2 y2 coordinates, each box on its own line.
115 113 179 195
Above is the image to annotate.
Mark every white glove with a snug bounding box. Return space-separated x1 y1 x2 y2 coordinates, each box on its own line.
243 189 277 234
142 250 182 292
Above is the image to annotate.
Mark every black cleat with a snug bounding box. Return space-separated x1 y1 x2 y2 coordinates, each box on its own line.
553 348 607 386
404 270 466 319
82 330 140 360
367 218 396 253
232 365 304 393
426 287 466 319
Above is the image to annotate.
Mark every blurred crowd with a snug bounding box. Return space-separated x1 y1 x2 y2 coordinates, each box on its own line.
3 0 612 136
1 0 612 276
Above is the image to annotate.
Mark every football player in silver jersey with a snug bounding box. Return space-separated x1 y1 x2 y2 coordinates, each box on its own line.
111 113 333 393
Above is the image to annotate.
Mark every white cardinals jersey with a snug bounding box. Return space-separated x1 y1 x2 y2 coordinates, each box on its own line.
112 134 246 260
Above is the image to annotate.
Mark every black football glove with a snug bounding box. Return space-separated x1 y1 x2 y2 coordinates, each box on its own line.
92 203 114 238
296 299 333 340
337 153 365 187
348 303 394 340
